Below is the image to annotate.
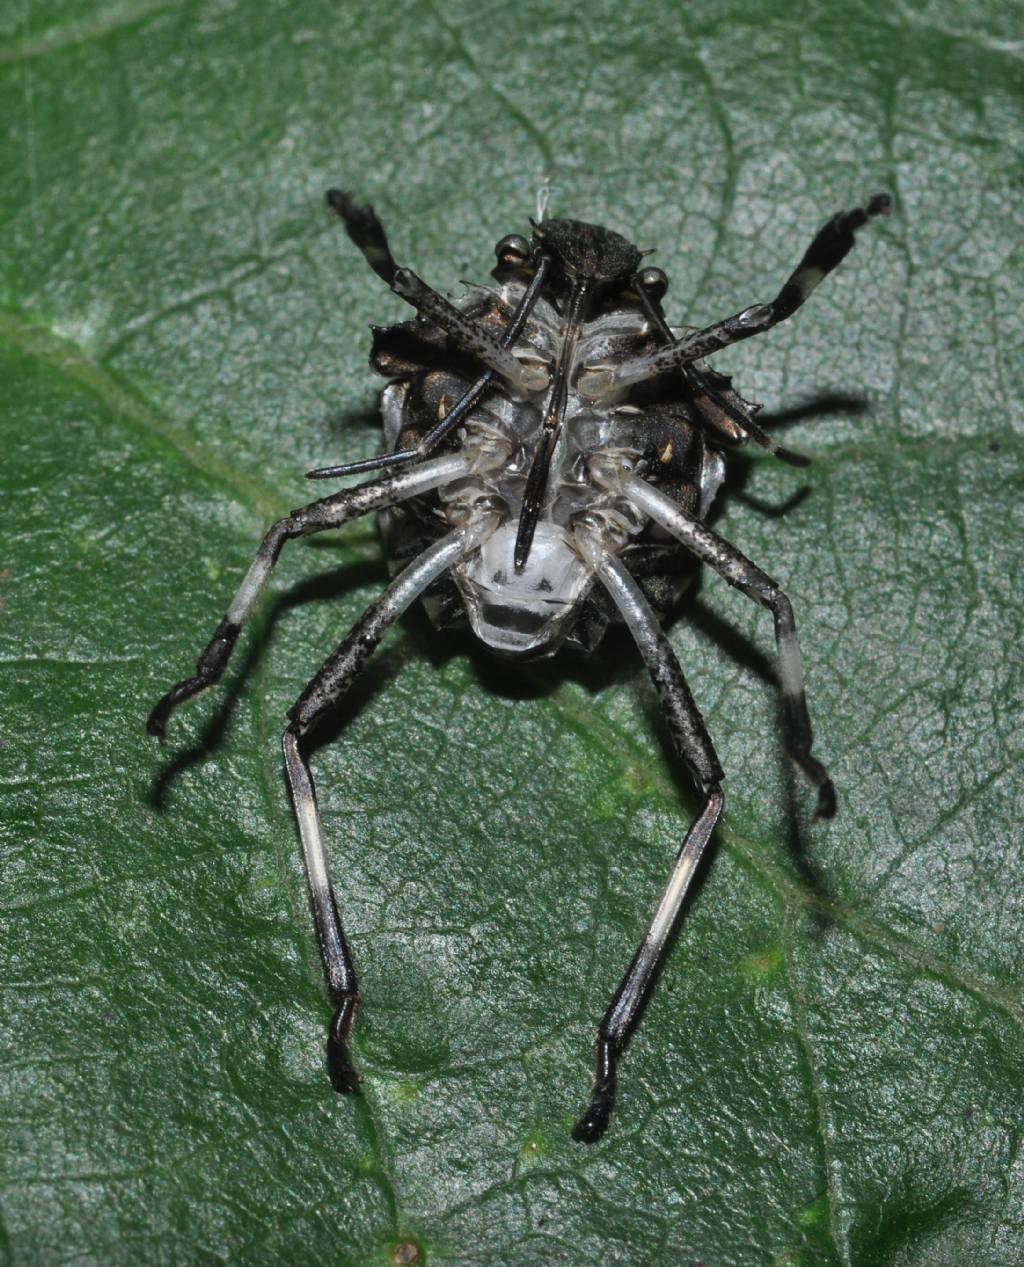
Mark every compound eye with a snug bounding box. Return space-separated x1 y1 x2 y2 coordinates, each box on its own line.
637 266 669 301
495 233 532 268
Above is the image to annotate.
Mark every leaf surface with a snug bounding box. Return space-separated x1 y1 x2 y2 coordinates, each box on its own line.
2 2 1022 1264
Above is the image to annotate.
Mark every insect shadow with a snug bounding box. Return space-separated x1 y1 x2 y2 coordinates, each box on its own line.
706 390 870 928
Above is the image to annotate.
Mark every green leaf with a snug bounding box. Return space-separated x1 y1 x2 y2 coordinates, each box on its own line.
2 2 1021 1264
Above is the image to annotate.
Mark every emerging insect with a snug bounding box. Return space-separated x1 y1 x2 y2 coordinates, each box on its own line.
149 186 890 1141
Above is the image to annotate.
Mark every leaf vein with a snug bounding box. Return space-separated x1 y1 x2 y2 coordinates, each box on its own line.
780 908 846 1266
0 309 284 521
0 0 182 64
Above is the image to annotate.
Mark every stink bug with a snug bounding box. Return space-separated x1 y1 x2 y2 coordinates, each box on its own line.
149 187 890 1141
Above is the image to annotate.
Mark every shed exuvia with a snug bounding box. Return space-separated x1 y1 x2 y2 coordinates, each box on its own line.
149 187 890 1141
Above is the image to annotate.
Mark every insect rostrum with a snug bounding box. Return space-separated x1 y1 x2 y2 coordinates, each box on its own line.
148 186 890 1142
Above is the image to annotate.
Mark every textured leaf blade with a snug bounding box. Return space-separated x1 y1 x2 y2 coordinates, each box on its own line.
1 1 1022 1264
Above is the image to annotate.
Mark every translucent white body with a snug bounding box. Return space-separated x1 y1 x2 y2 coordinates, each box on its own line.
381 280 725 657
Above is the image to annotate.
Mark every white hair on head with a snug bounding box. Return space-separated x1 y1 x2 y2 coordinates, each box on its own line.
535 180 559 223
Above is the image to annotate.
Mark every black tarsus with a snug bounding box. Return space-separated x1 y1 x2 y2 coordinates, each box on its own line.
147 615 240 741
327 997 361 1093
573 1037 616 1143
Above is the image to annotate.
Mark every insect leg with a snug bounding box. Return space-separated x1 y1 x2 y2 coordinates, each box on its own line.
582 193 891 400
572 529 724 1144
634 275 810 468
146 452 469 741
326 190 546 395
307 257 552 482
282 518 498 1092
617 471 836 819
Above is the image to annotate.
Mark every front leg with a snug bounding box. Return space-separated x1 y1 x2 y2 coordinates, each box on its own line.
146 451 469 740
581 193 891 400
327 190 546 395
306 256 552 482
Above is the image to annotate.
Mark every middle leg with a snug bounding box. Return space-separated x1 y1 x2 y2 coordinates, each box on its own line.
617 470 837 820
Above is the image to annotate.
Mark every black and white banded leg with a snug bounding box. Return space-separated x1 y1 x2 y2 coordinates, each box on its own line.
572 528 725 1143
282 517 499 1092
327 190 546 396
147 452 469 740
308 256 552 481
617 471 836 819
581 193 891 401
632 273 810 468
